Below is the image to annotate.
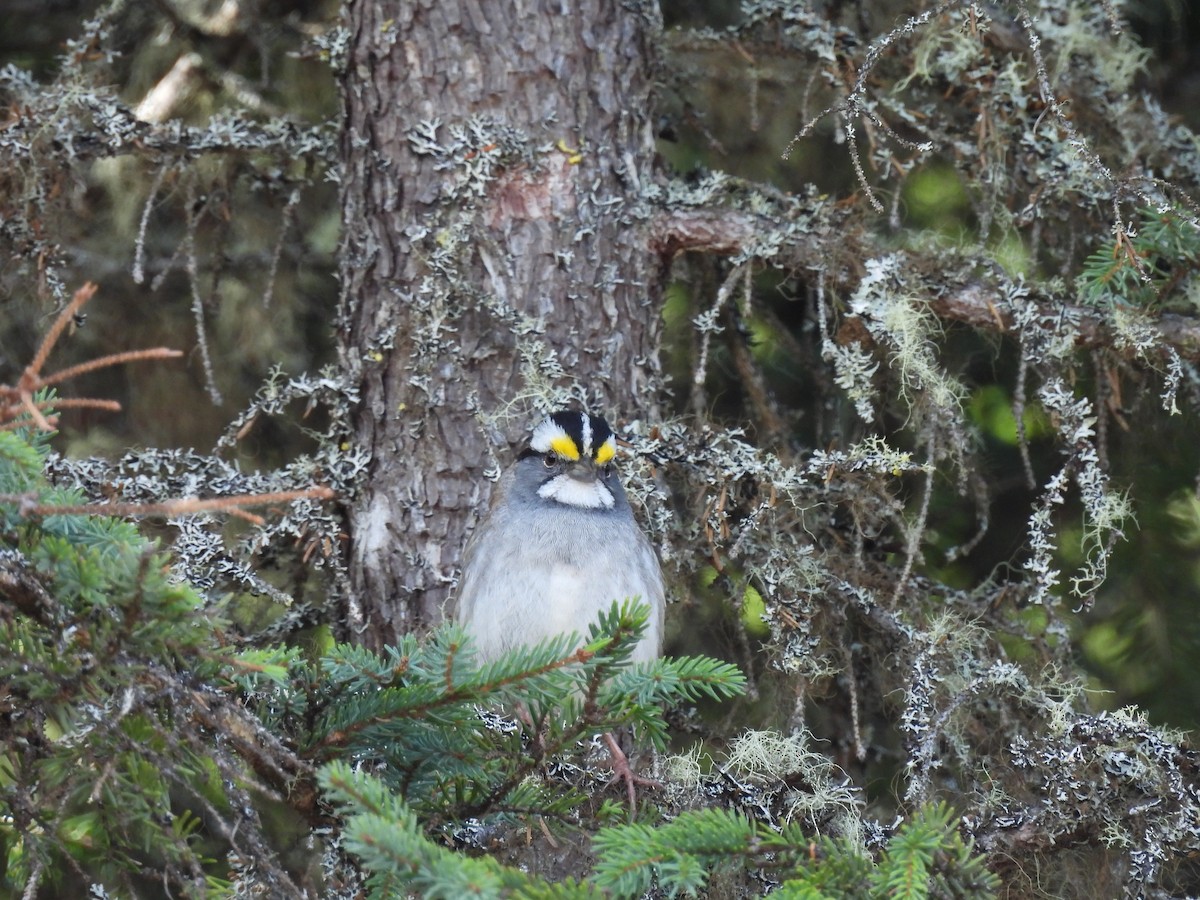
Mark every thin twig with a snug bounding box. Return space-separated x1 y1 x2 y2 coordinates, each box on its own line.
40 348 184 387
1 282 183 431
0 487 336 526
27 283 97 378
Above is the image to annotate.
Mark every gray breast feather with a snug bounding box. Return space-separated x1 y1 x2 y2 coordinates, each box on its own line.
455 500 664 664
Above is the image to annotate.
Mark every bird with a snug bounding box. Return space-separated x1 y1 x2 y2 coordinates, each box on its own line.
454 409 665 805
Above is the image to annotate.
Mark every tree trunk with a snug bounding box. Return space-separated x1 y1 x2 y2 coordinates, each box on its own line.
336 0 664 648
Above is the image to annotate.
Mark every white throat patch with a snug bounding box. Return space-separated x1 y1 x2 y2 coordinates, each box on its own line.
538 474 615 509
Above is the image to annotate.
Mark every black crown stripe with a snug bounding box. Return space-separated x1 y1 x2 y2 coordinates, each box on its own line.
545 410 614 461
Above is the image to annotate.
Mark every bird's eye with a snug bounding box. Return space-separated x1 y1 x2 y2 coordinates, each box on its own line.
602 463 614 478
543 452 558 468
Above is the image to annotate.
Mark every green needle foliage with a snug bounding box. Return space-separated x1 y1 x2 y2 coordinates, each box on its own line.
1078 206 1200 310
253 599 747 824
0 414 998 897
321 762 605 900
299 605 995 899
322 762 998 900
0 422 234 895
0 415 761 895
590 802 997 899
0 406 993 900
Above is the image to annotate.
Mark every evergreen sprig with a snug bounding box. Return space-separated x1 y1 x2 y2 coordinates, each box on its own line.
323 758 998 900
1077 207 1200 309
254 600 746 825
590 800 998 899
308 608 752 896
321 762 604 899
0 422 235 893
0 418 329 897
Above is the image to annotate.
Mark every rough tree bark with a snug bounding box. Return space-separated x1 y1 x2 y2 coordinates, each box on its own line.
336 1 665 648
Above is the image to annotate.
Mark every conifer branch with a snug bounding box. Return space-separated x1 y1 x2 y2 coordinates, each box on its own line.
652 207 1200 362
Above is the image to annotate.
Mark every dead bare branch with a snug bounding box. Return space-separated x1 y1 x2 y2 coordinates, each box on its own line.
0 487 336 527
1 282 183 429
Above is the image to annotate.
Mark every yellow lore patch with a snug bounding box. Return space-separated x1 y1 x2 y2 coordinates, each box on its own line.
548 434 581 460
531 412 616 467
594 437 616 465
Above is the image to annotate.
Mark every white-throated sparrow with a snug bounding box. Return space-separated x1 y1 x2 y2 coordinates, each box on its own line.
455 409 664 661
454 409 665 805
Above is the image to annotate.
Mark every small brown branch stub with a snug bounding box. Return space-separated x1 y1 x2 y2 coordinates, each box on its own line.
2 282 182 430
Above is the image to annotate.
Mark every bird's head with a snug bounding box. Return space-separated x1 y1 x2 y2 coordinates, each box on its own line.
517 410 622 510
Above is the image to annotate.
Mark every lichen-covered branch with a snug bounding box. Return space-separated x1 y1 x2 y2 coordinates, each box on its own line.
653 204 1200 363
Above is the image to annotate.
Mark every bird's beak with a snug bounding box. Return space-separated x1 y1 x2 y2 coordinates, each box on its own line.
565 458 599 482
